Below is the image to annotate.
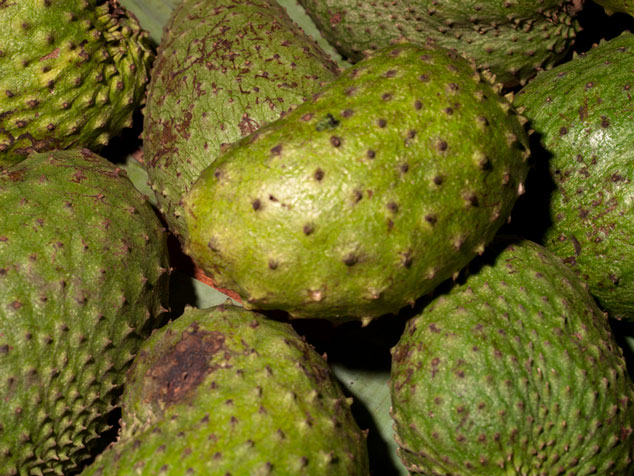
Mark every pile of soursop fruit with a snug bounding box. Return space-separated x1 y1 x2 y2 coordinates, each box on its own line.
2 0 634 474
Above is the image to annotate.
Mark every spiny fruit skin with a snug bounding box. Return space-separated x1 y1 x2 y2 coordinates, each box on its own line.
142 0 340 239
514 32 634 321
390 239 634 475
0 0 153 169
80 304 370 476
297 0 582 88
183 43 530 322
0 149 170 476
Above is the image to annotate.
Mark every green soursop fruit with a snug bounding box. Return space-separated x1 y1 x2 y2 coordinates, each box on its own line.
80 304 370 475
142 0 340 239
0 149 169 475
514 32 634 321
0 0 153 169
183 43 530 322
297 0 582 88
390 239 634 475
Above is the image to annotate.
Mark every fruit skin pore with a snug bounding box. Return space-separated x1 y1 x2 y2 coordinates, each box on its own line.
297 0 582 88
142 0 340 239
0 149 170 476
514 32 634 321
0 0 154 168
183 43 530 322
390 239 634 475
79 304 371 476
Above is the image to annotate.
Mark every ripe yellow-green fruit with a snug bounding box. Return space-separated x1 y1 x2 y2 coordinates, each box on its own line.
0 0 153 168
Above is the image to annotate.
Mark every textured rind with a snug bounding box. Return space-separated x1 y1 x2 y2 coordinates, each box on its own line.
0 149 169 476
80 304 370 476
183 43 530 322
390 239 634 475
142 0 340 238
0 0 153 168
514 32 634 321
298 0 581 88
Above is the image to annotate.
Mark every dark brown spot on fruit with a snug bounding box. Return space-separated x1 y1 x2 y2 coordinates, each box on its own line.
437 140 448 151
377 118 387 128
367 149 376 159
303 224 314 235
314 168 324 181
145 324 225 407
343 254 358 266
330 136 341 147
252 199 261 211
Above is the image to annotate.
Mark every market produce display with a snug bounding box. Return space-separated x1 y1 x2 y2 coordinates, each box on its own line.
0 149 169 475
1 0 634 475
80 304 370 475
0 0 153 167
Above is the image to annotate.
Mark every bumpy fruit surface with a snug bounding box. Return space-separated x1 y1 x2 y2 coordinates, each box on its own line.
298 0 582 87
0 149 169 475
142 0 339 238
390 239 634 475
514 32 634 321
80 304 370 475
183 43 530 322
0 1 153 168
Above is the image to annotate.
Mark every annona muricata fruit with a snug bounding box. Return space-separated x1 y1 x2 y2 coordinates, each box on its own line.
296 0 582 88
514 32 634 321
79 304 370 476
183 43 530 322
0 149 169 475
390 238 634 475
142 0 340 239
0 1 154 169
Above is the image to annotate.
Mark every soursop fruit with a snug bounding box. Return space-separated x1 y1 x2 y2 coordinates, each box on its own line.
297 0 582 88
183 43 530 322
0 0 154 169
142 0 340 239
390 239 634 475
0 149 170 475
514 32 634 321
80 304 370 475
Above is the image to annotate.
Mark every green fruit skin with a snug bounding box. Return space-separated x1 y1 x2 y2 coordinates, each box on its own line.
183 43 530 322
0 0 153 168
297 0 581 88
80 304 370 476
390 239 634 475
0 149 169 476
514 32 634 321
142 0 340 239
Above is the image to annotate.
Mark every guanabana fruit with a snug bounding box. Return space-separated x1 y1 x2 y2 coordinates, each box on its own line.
0 149 170 475
142 0 340 239
390 239 634 475
80 304 370 475
183 43 530 322
0 1 154 169
514 32 634 321
297 0 582 88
